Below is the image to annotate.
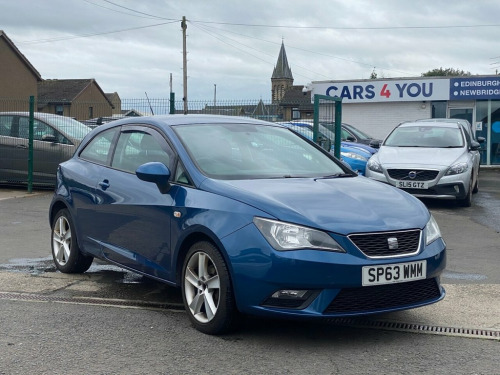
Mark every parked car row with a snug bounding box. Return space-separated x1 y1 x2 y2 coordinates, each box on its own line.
279 121 378 175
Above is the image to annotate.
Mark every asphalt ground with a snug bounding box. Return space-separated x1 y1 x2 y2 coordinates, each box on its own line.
0 168 498 341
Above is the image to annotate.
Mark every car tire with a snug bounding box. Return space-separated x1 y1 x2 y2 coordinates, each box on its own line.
472 169 479 194
51 209 93 273
182 241 240 335
458 178 473 207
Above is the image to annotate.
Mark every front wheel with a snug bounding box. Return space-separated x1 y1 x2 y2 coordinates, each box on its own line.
51 209 93 273
458 178 473 207
181 241 240 335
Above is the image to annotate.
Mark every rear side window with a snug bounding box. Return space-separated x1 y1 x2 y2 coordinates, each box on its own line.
111 131 172 174
80 128 118 165
0 116 13 136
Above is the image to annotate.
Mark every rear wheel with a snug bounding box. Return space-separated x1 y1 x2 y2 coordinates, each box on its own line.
181 241 240 335
51 209 93 273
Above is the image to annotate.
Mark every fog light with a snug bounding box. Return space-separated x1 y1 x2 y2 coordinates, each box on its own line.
454 185 460 193
271 290 309 299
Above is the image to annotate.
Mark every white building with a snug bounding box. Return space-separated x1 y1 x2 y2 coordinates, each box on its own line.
311 76 500 166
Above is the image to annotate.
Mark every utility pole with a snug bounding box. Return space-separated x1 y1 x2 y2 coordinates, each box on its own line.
181 16 188 115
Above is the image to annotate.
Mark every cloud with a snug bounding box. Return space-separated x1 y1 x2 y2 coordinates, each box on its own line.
2 0 500 100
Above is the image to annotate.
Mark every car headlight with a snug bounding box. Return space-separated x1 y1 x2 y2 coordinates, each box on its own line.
367 158 383 173
425 215 442 245
446 162 468 175
341 151 368 161
253 217 345 252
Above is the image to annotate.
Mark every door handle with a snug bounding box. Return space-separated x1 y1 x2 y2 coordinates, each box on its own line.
98 179 110 190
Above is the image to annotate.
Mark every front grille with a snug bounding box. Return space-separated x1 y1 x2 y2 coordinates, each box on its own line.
348 229 421 258
388 169 439 181
324 278 441 314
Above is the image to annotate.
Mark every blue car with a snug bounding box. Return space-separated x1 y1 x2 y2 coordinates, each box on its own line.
49 115 446 335
281 121 375 175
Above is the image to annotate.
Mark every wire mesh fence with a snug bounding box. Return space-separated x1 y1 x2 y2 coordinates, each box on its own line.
0 96 323 188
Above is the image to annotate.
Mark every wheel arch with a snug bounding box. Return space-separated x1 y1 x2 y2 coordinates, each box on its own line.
174 228 233 287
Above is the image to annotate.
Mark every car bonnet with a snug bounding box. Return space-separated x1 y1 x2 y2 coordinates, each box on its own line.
377 146 467 168
199 176 429 235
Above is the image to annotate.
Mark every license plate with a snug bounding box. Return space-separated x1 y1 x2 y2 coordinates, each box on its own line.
362 260 427 286
397 180 428 189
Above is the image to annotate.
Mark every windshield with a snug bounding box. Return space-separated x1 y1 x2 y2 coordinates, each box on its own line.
384 126 464 148
174 123 347 180
342 124 372 140
38 114 92 140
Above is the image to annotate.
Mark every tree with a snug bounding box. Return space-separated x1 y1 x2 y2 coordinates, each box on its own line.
421 67 471 77
370 68 378 79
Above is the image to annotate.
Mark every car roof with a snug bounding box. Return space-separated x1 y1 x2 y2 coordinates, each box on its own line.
109 114 276 128
417 118 471 126
0 111 70 120
398 121 460 129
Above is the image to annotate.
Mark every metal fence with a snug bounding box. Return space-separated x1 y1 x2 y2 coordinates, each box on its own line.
0 96 337 189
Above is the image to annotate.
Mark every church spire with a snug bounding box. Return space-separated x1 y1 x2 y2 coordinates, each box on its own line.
272 41 293 80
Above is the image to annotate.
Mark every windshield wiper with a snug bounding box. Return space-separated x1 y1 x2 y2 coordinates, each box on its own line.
316 173 353 180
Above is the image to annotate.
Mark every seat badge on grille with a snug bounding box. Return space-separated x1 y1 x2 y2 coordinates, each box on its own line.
387 237 399 250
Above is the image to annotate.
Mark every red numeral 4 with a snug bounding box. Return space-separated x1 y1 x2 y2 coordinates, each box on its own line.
380 84 391 98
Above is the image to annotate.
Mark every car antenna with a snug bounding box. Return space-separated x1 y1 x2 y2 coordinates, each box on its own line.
145 92 154 115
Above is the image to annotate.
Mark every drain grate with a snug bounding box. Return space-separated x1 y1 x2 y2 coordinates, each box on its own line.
327 317 500 341
0 291 184 311
1 292 498 340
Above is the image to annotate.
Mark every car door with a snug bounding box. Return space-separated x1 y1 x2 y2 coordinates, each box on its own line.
18 116 74 184
0 115 20 182
91 126 177 280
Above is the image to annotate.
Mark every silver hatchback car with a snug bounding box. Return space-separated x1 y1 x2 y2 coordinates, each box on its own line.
365 120 481 207
0 112 91 186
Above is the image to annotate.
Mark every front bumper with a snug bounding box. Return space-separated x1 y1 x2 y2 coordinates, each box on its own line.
222 223 447 318
365 168 470 200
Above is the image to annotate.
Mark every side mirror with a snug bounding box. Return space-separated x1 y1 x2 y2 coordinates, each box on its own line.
136 162 171 194
477 136 485 144
346 136 356 142
470 141 481 151
41 134 57 142
369 139 381 148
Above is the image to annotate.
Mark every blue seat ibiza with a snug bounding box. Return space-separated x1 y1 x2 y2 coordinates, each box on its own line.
49 115 446 335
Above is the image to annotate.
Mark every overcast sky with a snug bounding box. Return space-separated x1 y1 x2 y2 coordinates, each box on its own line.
2 0 500 101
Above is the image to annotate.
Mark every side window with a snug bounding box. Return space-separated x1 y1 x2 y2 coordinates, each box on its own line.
18 117 30 139
80 128 118 165
341 128 351 140
111 131 172 174
461 125 472 148
174 161 191 185
0 116 13 136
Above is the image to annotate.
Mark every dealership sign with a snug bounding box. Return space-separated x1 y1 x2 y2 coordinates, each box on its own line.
312 77 500 103
450 77 500 100
312 79 450 103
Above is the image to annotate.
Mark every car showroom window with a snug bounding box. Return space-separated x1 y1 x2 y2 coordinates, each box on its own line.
80 127 119 165
111 130 173 174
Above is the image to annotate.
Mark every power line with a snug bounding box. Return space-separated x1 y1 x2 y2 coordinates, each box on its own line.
100 0 174 20
82 0 160 19
191 21 417 77
191 21 329 81
190 20 500 31
16 21 179 45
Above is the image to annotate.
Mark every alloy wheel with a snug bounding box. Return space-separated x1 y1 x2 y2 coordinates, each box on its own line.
52 215 72 266
184 251 221 323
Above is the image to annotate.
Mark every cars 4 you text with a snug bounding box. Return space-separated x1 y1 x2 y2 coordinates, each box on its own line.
312 77 500 103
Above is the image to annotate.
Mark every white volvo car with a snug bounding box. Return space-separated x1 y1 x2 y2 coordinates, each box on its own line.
365 120 482 207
